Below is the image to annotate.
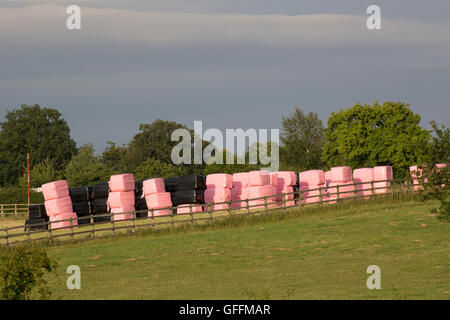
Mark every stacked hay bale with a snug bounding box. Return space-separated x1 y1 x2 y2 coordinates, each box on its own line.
25 204 48 231
42 180 78 230
143 178 173 216
353 168 374 197
247 171 276 209
69 186 92 225
298 170 326 204
204 174 232 211
231 172 249 209
90 182 110 222
275 171 296 207
164 174 205 214
107 174 135 221
327 166 354 201
373 166 393 194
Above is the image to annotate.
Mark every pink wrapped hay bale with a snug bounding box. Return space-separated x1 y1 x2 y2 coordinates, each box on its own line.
107 191 135 209
110 207 133 221
373 166 393 194
42 180 69 201
232 172 249 188
325 171 332 186
109 174 135 192
353 168 374 196
142 178 165 196
247 185 276 209
331 166 352 182
204 188 232 204
177 204 203 215
49 212 78 230
248 170 270 186
299 170 325 186
275 185 295 206
145 192 172 217
276 171 297 187
231 187 248 208
327 182 355 200
270 172 279 188
206 173 233 189
44 196 73 218
299 183 326 204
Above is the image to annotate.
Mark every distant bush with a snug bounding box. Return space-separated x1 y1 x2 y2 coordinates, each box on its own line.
0 186 44 204
416 164 449 221
0 245 58 300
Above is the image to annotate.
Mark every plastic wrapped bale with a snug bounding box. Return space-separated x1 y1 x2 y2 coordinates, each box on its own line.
164 174 206 192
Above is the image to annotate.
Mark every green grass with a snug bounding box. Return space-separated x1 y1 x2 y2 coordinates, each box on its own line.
40 197 450 299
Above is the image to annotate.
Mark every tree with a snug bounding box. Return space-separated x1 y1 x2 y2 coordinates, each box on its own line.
124 120 189 172
322 101 432 177
280 108 324 171
0 104 76 186
101 141 128 173
64 144 111 187
134 158 188 180
18 158 62 189
0 245 57 300
429 119 449 164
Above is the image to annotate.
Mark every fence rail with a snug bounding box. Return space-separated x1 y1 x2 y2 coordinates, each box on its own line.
0 204 29 217
0 178 432 247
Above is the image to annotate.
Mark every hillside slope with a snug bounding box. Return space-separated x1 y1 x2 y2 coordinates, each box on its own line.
47 198 449 299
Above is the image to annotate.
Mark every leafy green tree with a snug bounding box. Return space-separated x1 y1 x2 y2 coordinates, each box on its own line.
134 158 188 180
322 101 432 178
0 245 57 300
18 158 62 189
101 141 128 173
64 144 111 187
429 119 449 164
124 120 189 172
203 149 260 175
0 104 76 186
280 109 324 171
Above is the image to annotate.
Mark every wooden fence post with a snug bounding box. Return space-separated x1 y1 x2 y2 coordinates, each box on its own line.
208 204 213 224
319 186 323 205
151 209 155 231
337 185 340 201
371 181 375 197
14 204 18 215
5 229 9 247
1 205 4 217
90 215 95 240
70 218 74 243
132 210 136 233
246 199 250 215
190 205 194 226
264 196 268 214
111 213 115 236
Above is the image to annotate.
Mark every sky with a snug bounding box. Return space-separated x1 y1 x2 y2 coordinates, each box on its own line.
0 1 449 154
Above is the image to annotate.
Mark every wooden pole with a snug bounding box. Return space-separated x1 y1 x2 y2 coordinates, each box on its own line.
27 153 30 210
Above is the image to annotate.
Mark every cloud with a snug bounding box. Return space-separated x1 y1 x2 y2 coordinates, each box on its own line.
1 4 450 50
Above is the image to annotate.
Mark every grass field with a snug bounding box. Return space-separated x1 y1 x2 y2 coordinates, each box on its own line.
11 197 450 299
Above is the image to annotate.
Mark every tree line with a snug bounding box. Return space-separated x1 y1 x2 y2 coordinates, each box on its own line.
0 102 448 196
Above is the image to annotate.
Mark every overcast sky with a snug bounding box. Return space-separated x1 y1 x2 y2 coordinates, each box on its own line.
0 1 449 153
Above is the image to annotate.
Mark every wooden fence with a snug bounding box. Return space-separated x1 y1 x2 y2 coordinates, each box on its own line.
0 204 29 217
0 178 421 247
